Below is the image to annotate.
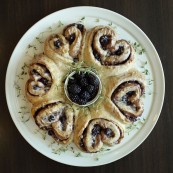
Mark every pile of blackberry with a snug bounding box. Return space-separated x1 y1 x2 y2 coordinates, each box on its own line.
67 71 100 105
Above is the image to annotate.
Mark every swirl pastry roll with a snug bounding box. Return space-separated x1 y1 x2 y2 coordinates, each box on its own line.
84 26 134 76
32 100 75 144
25 54 63 104
105 69 145 123
44 23 86 64
74 109 124 153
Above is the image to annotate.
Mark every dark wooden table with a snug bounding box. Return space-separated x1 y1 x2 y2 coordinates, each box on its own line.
0 0 172 172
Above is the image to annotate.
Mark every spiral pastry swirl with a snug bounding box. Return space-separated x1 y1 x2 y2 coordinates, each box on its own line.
46 34 69 57
44 23 86 64
63 23 86 61
74 109 124 153
25 54 62 104
27 63 52 96
105 69 145 123
32 100 75 144
111 81 144 121
85 26 134 75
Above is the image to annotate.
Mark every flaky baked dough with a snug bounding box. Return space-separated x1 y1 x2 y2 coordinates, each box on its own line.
44 24 86 65
74 107 124 152
84 26 135 77
44 33 73 65
104 69 145 124
25 23 147 149
32 99 76 144
25 54 64 104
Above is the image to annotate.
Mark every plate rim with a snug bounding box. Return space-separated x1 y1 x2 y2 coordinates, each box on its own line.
5 6 165 167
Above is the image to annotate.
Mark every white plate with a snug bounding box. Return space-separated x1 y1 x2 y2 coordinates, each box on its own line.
5 6 165 167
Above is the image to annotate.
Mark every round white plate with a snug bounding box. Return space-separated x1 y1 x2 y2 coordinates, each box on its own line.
6 6 165 167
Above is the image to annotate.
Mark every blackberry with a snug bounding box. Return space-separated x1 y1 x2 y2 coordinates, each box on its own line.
87 74 99 86
33 85 40 90
86 84 95 94
32 69 40 76
100 35 109 48
54 39 61 48
68 33 75 44
104 128 114 137
92 124 101 136
38 78 48 85
68 84 81 94
68 78 77 85
90 91 97 99
127 91 135 97
76 24 84 32
48 114 55 122
69 94 79 103
78 98 87 105
80 77 88 87
114 46 124 56
73 72 85 80
80 91 91 101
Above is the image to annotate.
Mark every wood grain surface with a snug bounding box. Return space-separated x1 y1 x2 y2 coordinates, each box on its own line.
0 0 172 172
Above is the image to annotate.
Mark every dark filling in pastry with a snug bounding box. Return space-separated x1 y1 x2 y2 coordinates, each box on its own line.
31 69 40 76
54 39 61 48
104 128 114 138
28 63 52 95
111 46 124 56
111 81 144 121
63 23 85 34
34 102 60 121
48 113 56 122
38 78 49 86
99 35 111 50
92 47 102 62
63 23 85 44
92 47 131 65
92 33 131 65
68 33 75 44
79 128 87 150
79 119 121 152
34 102 74 142
63 23 85 62
59 112 67 131
121 91 136 106
92 124 101 136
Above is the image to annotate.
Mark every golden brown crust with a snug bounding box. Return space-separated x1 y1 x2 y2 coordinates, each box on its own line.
74 108 124 153
44 33 73 65
104 69 145 124
44 23 86 65
32 99 76 144
25 54 65 104
24 23 146 150
84 26 135 77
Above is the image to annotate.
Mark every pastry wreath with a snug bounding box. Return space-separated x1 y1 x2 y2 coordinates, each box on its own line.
24 23 146 152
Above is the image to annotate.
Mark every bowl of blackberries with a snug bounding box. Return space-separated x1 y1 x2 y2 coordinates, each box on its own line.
64 70 102 106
